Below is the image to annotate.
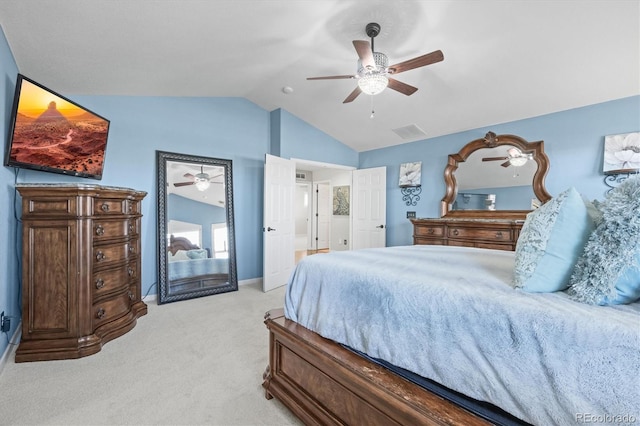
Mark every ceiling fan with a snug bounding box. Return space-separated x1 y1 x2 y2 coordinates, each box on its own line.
307 22 444 103
482 147 533 168
174 166 223 191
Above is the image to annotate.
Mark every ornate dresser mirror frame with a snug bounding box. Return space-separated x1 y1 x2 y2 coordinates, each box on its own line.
441 132 551 219
157 151 238 304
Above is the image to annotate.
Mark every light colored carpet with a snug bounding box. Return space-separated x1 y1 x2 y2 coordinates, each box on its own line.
0 283 303 426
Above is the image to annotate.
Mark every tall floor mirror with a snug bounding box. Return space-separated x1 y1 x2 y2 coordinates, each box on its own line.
157 151 237 304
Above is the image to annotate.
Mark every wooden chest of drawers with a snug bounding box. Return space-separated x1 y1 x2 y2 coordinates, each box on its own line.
411 218 523 251
15 184 147 362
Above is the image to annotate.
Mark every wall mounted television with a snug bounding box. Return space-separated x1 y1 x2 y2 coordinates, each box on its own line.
4 74 110 180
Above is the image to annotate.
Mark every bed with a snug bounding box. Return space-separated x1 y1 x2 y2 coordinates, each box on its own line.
263 245 640 425
167 235 229 292
261 134 640 425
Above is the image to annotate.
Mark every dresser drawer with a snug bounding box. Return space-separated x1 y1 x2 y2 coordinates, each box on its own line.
447 226 512 242
93 241 136 267
93 198 128 215
446 240 475 248
93 267 130 299
475 242 514 251
126 199 141 215
415 224 445 237
414 237 445 245
93 220 130 241
93 291 132 329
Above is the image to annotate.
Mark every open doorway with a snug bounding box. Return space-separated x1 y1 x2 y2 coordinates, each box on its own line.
293 159 354 264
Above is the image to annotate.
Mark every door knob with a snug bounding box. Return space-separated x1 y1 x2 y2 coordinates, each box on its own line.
267 227 276 232
376 224 385 229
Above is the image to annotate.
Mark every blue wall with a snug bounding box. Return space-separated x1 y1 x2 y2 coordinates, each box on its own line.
360 95 640 247
0 25 20 359
275 109 359 167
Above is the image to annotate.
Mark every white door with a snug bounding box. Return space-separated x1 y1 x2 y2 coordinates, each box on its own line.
263 154 295 292
351 167 386 250
315 182 331 250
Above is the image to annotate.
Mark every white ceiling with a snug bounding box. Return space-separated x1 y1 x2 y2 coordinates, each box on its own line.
0 1 637 153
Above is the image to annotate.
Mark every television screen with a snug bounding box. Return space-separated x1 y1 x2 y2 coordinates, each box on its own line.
4 74 110 180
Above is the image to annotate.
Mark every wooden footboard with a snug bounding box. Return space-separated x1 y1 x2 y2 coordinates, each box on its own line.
263 309 490 426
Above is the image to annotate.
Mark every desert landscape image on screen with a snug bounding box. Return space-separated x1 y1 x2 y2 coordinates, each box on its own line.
9 79 109 177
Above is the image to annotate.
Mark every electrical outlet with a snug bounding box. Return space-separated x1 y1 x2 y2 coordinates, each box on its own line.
0 311 9 333
343 239 347 245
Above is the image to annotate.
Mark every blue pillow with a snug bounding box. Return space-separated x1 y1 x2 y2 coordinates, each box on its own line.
186 249 208 259
568 176 640 305
513 187 595 292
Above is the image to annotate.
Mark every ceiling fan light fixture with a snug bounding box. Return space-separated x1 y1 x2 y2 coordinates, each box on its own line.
358 73 389 95
508 156 528 167
195 178 210 191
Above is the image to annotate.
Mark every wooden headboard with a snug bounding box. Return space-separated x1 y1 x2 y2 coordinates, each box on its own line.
167 235 201 255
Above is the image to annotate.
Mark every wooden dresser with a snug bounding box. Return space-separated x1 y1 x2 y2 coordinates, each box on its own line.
16 184 147 362
411 218 524 251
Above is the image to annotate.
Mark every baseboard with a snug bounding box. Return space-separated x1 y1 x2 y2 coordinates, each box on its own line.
239 277 263 287
0 321 21 375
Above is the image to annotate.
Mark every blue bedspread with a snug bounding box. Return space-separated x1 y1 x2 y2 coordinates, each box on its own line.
168 258 228 281
284 245 640 425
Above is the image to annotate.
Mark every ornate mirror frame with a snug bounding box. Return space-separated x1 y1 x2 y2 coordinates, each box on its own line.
441 132 551 218
157 151 238 304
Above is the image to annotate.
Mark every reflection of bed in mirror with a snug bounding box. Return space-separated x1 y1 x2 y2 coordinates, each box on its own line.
166 235 229 294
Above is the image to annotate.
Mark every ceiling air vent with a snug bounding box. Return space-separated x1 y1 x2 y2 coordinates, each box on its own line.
392 124 427 141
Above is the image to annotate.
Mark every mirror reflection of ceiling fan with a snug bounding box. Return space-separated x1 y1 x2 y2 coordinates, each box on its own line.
173 166 223 191
482 147 533 168
307 22 444 103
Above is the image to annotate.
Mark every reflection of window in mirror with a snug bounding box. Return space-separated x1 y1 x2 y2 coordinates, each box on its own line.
168 220 202 247
211 223 229 259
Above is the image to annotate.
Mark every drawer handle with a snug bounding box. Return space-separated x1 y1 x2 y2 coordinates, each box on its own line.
129 246 135 254
452 229 459 236
100 203 110 212
96 251 106 262
95 225 105 236
129 223 135 233
96 308 106 319
128 267 135 277
495 231 504 239
128 291 134 301
128 204 133 213
95 278 105 289
428 228 435 234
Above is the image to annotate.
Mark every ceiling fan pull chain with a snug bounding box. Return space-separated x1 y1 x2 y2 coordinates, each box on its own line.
370 96 375 119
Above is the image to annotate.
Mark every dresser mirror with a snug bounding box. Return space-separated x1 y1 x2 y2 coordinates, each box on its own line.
441 132 551 218
157 151 237 304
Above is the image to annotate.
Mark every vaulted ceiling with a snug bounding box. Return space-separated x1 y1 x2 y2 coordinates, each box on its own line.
0 1 637 152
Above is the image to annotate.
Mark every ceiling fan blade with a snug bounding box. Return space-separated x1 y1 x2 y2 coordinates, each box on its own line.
183 173 195 179
353 40 375 69
307 75 355 80
343 86 362 103
501 160 511 168
388 50 444 74
174 181 195 187
387 78 418 96
482 156 509 162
